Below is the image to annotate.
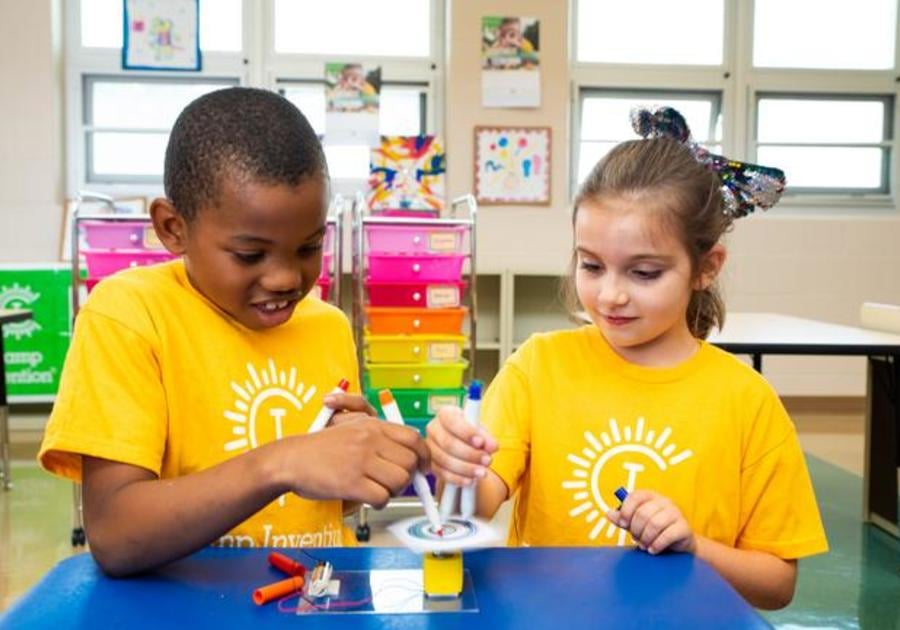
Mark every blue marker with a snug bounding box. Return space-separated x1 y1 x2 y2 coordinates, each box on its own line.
459 380 484 520
614 486 629 508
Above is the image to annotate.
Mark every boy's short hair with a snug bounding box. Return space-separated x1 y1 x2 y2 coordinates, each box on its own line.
164 86 327 221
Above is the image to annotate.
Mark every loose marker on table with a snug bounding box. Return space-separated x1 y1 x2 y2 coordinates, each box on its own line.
378 389 444 536
307 378 350 433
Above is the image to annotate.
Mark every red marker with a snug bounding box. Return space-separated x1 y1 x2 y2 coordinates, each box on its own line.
268 551 306 577
307 379 350 433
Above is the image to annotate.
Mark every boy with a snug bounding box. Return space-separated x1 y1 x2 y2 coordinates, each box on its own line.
39 87 428 576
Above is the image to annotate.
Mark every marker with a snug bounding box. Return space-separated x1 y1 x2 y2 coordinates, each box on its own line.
268 551 306 577
378 389 444 536
252 575 305 605
307 378 350 433
459 381 483 520
614 487 628 508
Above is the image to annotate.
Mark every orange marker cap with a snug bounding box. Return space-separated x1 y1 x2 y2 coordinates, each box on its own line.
268 551 306 577
378 389 394 406
252 575 305 606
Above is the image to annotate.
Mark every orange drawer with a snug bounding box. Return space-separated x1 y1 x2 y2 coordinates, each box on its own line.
364 306 467 335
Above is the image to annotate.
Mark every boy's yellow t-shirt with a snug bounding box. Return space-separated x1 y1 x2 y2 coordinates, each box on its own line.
40 260 359 548
483 325 828 559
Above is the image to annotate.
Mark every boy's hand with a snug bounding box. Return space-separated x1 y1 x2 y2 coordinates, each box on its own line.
426 405 498 487
607 490 696 555
285 417 429 509
322 391 377 425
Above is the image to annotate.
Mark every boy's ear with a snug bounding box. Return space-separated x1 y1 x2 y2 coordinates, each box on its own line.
695 243 727 290
149 197 189 255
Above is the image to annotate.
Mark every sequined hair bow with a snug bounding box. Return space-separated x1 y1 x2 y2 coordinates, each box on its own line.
630 106 786 219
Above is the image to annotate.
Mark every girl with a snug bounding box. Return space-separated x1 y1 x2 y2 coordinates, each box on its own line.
427 107 828 609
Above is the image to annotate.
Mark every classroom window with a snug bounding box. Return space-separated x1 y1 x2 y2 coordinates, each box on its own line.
575 0 724 65
84 76 237 182
755 95 893 194
279 82 428 180
79 0 242 51
576 91 722 185
753 0 896 70
273 0 431 57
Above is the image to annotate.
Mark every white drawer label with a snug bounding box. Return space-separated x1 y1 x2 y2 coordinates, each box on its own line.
142 226 164 250
428 232 459 252
426 286 459 308
428 394 460 414
427 342 459 361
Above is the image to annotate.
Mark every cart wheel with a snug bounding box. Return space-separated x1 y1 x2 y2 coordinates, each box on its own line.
355 524 370 542
71 527 86 547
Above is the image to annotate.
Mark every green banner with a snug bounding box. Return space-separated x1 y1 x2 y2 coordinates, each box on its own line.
0 264 72 402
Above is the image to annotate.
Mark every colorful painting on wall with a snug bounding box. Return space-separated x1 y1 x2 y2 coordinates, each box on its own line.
123 0 200 71
368 135 446 212
474 126 550 205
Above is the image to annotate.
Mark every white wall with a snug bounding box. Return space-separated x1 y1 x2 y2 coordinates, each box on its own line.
2 0 899 395
0 0 64 263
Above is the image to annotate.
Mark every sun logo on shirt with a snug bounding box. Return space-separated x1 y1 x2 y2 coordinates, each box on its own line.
561 417 693 545
222 360 317 508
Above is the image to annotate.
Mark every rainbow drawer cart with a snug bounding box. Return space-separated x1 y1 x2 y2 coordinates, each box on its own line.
66 192 345 547
351 194 478 541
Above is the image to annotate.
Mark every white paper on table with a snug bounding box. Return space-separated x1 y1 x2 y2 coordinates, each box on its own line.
388 516 502 554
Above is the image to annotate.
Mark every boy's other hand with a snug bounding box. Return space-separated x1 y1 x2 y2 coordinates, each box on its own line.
283 417 428 509
322 391 377 423
607 489 696 555
425 405 498 487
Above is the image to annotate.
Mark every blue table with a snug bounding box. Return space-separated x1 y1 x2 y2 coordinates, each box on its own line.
1 547 768 629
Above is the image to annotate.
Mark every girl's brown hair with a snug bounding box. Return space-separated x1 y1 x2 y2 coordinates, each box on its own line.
564 137 732 339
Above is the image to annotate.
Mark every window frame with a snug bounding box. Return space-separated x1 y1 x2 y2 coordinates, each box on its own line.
574 87 724 194
570 0 900 209
65 0 444 197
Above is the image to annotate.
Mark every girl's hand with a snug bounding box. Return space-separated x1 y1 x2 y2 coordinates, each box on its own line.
425 405 498 487
607 489 696 555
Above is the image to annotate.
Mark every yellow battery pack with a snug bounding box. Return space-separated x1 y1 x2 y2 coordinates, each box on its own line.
422 551 463 598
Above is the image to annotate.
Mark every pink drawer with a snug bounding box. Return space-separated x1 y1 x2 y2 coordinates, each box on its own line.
366 280 465 308
85 278 100 293
318 252 333 280
84 250 176 278
323 223 335 254
367 254 466 283
81 220 165 250
314 277 331 302
371 208 440 219
365 224 467 255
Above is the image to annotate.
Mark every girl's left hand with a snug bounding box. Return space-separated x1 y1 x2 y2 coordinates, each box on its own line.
607 489 696 555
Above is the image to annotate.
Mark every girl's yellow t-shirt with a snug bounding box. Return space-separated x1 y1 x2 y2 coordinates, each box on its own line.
483 326 828 559
40 260 359 548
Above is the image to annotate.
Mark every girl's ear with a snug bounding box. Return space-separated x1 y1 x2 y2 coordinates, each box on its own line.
149 198 189 255
695 243 727 290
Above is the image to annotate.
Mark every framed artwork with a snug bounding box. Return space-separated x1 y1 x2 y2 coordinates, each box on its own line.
123 0 201 71
474 126 551 205
368 135 446 212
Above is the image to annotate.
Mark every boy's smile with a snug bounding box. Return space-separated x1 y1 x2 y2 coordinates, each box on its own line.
158 173 329 331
